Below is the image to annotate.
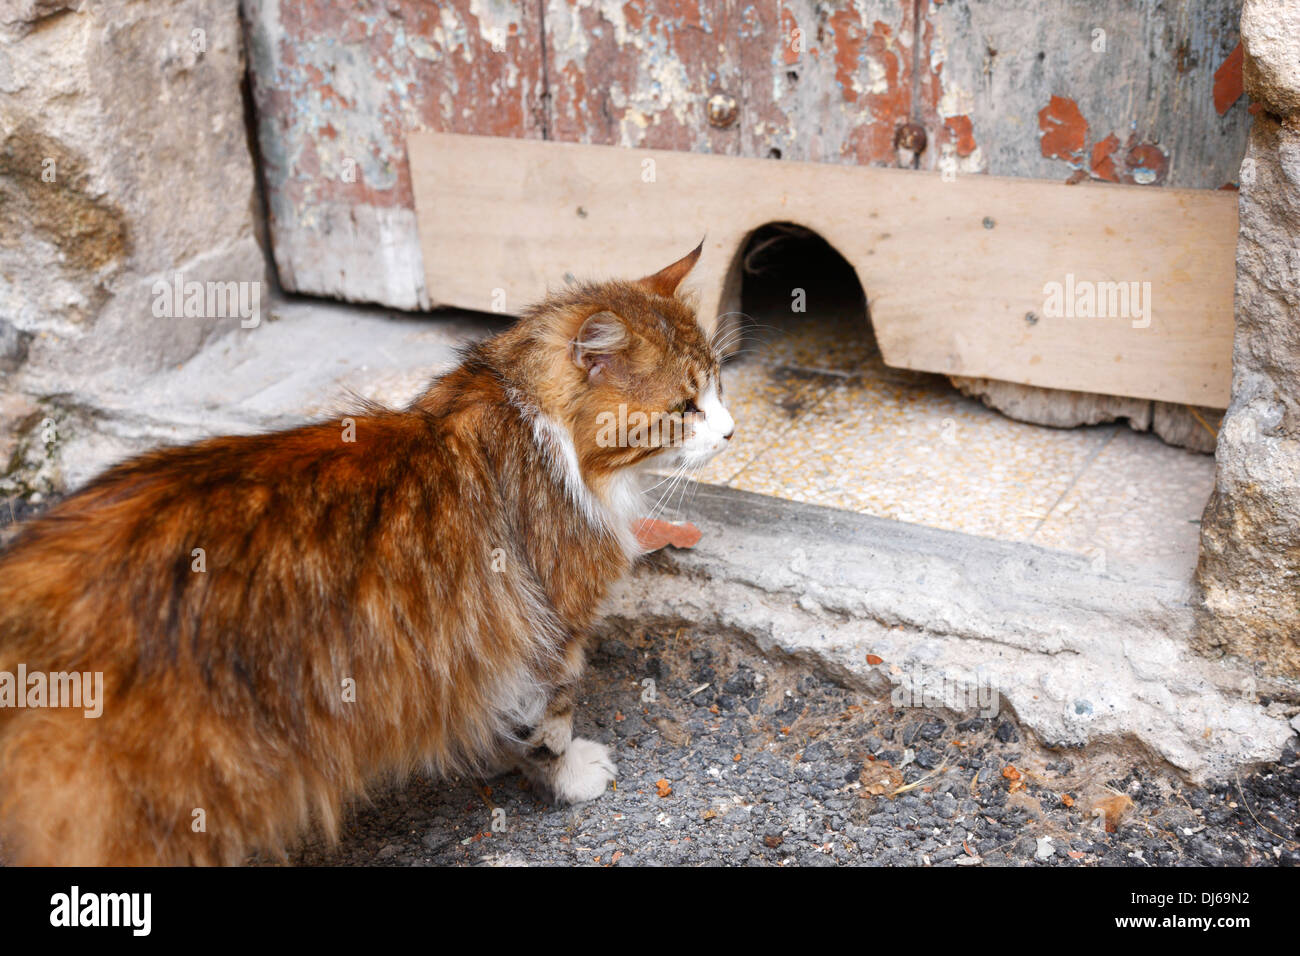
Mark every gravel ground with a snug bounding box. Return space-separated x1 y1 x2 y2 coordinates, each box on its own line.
289 622 1300 867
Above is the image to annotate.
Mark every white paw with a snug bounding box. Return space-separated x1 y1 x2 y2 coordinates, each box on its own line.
552 738 617 804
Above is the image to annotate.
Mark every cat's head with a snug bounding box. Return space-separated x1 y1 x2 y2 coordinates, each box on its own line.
530 244 735 479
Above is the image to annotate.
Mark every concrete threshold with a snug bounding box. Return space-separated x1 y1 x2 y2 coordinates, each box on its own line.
607 484 1297 782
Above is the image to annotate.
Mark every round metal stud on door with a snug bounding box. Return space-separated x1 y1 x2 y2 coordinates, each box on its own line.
707 93 739 129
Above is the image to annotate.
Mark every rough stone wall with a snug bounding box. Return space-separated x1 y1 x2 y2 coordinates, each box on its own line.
0 0 266 498
1197 0 1300 675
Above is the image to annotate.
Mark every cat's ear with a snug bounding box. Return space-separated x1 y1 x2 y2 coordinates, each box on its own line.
638 241 703 297
571 310 627 383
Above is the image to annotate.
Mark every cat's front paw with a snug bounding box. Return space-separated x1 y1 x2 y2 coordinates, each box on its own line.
553 738 616 804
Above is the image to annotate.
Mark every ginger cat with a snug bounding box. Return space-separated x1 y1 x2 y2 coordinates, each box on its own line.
0 246 734 864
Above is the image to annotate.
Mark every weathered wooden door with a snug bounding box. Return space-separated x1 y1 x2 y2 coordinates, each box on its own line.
243 0 1248 311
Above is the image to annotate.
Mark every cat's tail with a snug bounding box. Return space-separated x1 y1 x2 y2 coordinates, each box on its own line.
0 693 290 866
0 708 134 864
0 593 200 864
0 662 342 865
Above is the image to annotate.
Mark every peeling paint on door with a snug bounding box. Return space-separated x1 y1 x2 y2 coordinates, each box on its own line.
243 0 546 308
241 0 1251 310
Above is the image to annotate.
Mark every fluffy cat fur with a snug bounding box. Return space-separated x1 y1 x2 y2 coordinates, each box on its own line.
0 245 734 865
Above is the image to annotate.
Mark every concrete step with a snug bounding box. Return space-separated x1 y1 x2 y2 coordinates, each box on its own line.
609 483 1295 781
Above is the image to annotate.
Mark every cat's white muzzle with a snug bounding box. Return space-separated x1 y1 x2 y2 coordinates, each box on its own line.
671 381 734 469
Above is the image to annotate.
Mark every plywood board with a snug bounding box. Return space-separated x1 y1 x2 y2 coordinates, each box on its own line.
409 131 1236 407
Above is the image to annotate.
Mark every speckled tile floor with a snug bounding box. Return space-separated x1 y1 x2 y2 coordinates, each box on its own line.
666 303 1215 579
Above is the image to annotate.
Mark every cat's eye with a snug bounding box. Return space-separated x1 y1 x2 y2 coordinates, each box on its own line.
671 398 700 416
